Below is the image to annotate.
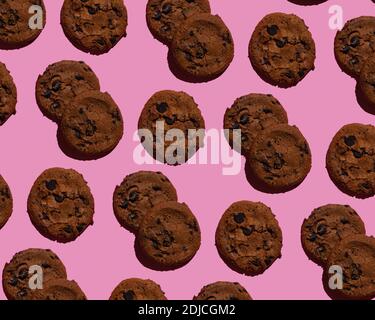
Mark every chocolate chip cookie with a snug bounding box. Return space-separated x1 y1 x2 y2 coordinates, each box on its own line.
146 0 211 45
27 168 95 243
138 90 205 165
60 0 128 55
0 0 46 49
109 278 167 300
223 93 288 155
249 13 316 88
2 248 67 300
136 201 201 270
0 175 12 230
215 201 283 276
36 60 100 123
58 90 124 160
0 61 17 126
301 204 366 267
194 282 252 300
245 124 312 193
334 17 375 78
326 123 375 199
32 279 86 300
169 13 234 82
323 235 375 300
357 57 375 112
113 171 178 233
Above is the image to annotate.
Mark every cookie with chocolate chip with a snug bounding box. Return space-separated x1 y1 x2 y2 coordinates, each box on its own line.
0 0 46 49
36 60 100 123
60 0 128 55
301 204 366 267
223 93 288 155
215 201 283 276
0 62 17 126
169 13 234 82
146 0 211 45
334 17 375 78
58 90 124 160
27 168 95 243
357 57 375 112
136 201 201 270
109 278 167 300
138 90 205 165
326 123 375 199
32 279 86 300
194 281 252 300
0 175 12 230
249 13 316 88
323 235 375 300
2 248 67 300
245 124 312 193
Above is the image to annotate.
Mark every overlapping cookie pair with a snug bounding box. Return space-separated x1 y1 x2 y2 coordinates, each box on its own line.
35 60 124 160
301 204 375 300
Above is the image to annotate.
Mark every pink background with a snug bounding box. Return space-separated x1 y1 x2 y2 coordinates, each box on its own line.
0 0 375 300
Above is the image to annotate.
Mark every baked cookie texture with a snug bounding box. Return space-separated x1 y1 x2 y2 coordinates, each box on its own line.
109 278 167 300
31 279 87 300
194 281 252 300
0 175 13 230
0 62 17 126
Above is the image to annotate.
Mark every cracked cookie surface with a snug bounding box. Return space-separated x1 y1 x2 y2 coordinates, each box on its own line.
27 168 95 243
0 61 17 126
110 278 167 300
0 174 13 230
194 281 252 300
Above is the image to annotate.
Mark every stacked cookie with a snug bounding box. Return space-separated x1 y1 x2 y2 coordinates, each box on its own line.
301 204 375 300
224 93 312 193
146 0 234 82
2 248 86 300
35 60 124 160
113 170 201 270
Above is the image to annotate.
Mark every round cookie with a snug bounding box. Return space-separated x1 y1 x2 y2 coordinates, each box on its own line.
301 204 366 267
136 201 201 270
0 0 46 49
138 90 205 165
0 62 17 126
245 124 312 193
0 175 12 230
323 235 375 300
58 90 124 160
32 279 86 300
113 171 178 233
60 0 128 55
334 17 375 78
223 93 288 155
194 282 252 300
27 168 95 243
249 13 316 88
357 57 375 111
169 14 234 82
2 248 67 300
326 123 375 199
109 278 167 300
215 201 283 276
36 60 100 123
146 0 211 45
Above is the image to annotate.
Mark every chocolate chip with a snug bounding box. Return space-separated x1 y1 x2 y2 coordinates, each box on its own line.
164 115 175 125
87 6 97 15
18 268 28 280
18 289 27 297
350 36 360 48
156 102 168 113
43 89 52 98
263 109 272 114
129 211 137 220
342 45 350 54
340 218 349 224
233 212 245 224
352 150 363 158
267 25 278 36
123 290 135 300
52 81 61 92
298 69 305 78
76 224 85 233
308 233 317 242
54 194 64 203
242 226 254 236
317 224 327 236
350 57 359 65
129 191 139 203
317 245 325 253
75 74 84 81
51 101 60 110
153 11 162 20
162 3 172 14
276 38 286 48
45 180 57 191
240 114 249 125
120 199 129 209
232 122 240 129
64 225 73 233
344 135 356 147
9 278 18 286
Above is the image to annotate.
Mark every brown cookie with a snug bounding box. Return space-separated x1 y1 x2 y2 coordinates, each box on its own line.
36 60 100 123
60 0 128 55
334 16 375 78
215 201 283 276
223 93 288 155
0 62 17 126
58 90 124 160
0 0 46 49
109 278 167 300
113 171 178 233
138 90 205 165
27 168 95 243
326 123 375 199
169 13 234 82
136 201 201 270
32 279 86 300
0 175 12 230
2 248 67 300
245 124 312 193
249 13 316 88
357 57 375 113
288 0 327 4
193 281 252 300
323 235 375 300
301 204 366 267
146 0 211 45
